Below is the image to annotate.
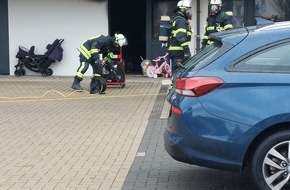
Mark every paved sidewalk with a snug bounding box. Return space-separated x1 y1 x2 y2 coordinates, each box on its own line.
123 85 255 190
0 75 255 190
0 75 164 190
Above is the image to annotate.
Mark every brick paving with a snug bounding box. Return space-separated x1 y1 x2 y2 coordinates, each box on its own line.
122 85 255 190
0 75 255 190
0 75 161 190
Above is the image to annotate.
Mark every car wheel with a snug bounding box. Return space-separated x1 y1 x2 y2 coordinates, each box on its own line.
250 130 290 190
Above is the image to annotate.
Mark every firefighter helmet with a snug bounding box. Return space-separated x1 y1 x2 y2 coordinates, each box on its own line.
115 33 128 47
210 0 222 15
177 0 192 8
210 0 222 5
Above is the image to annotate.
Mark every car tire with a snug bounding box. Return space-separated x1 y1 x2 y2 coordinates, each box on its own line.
250 130 290 190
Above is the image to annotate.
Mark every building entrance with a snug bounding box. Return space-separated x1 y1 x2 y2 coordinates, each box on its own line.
108 0 146 74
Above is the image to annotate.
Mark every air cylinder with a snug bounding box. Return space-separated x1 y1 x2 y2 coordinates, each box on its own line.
159 16 171 42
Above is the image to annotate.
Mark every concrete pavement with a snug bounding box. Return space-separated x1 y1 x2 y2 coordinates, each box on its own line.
0 75 254 190
0 75 163 190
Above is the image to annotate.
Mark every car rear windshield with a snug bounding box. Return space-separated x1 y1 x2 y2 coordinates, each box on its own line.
183 41 226 71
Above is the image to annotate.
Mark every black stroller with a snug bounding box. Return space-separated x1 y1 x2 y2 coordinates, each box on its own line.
14 39 64 76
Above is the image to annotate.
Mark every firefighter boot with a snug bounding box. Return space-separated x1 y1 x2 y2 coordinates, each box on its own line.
71 76 83 90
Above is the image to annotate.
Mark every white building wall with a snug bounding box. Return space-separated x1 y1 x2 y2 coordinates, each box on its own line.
8 0 208 76
189 0 208 54
8 0 108 76
200 0 209 47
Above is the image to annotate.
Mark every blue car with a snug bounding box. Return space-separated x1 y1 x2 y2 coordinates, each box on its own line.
164 21 290 190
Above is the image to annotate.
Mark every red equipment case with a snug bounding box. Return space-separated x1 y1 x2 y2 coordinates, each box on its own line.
106 47 125 88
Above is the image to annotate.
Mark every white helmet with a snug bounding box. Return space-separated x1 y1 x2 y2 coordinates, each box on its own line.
177 0 192 8
209 0 222 15
115 33 128 47
210 0 222 5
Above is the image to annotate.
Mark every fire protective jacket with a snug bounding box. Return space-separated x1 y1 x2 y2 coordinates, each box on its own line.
168 12 192 57
202 11 233 47
77 35 115 62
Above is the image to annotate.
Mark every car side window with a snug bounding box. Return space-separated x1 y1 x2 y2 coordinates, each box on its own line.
185 41 227 71
232 42 290 73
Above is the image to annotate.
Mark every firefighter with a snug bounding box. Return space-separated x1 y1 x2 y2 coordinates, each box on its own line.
201 0 233 48
168 0 193 75
71 33 127 94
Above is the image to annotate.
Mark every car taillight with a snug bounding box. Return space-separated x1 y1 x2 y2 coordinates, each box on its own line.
172 106 182 115
175 77 224 97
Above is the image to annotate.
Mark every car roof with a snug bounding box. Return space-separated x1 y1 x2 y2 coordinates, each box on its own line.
255 21 290 31
210 21 290 46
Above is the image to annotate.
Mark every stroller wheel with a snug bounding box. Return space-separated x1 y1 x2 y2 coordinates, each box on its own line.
14 70 22 76
21 69 26 76
46 69 53 76
41 71 48 77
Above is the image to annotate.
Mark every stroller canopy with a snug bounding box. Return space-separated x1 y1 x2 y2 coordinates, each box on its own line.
16 46 35 59
45 39 64 62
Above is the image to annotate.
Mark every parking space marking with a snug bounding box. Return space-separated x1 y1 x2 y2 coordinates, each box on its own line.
0 90 167 104
136 152 146 157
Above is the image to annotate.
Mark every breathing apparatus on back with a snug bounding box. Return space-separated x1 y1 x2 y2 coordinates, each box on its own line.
158 0 192 45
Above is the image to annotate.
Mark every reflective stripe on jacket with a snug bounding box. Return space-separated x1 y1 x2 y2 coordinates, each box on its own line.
202 11 233 46
168 12 192 52
77 35 115 61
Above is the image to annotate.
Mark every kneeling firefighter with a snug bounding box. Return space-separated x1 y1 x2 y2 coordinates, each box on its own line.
71 33 127 94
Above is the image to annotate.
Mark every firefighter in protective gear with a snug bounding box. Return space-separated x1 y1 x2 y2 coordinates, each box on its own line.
167 0 193 75
201 0 233 48
71 33 127 94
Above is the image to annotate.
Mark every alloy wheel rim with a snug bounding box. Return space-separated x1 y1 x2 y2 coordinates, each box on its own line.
263 141 290 190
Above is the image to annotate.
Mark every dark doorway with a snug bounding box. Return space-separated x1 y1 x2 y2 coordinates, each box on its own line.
0 0 10 75
108 0 146 74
